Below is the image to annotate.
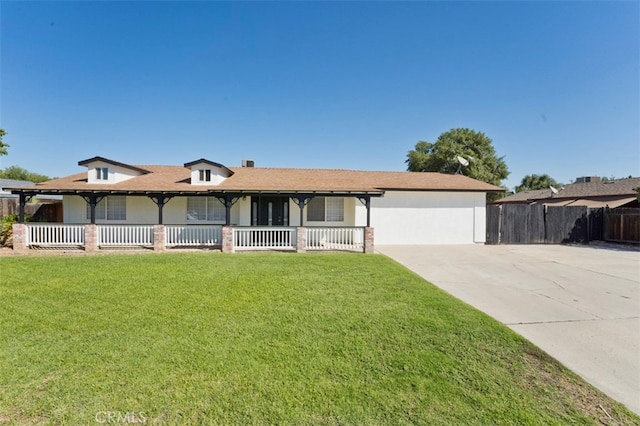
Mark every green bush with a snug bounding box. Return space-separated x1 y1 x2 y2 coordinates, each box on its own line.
0 213 30 247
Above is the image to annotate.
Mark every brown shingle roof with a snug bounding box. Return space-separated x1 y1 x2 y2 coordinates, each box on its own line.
11 164 504 195
494 177 640 205
552 178 640 198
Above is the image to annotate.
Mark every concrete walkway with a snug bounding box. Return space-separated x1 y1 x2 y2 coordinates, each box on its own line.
377 244 640 415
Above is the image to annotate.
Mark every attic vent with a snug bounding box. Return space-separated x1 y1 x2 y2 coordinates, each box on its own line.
242 160 255 168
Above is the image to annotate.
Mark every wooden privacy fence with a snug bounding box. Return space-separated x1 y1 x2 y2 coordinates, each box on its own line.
604 208 640 244
0 199 62 222
486 205 637 245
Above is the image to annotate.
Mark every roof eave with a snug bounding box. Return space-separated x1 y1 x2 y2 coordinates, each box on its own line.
77 156 151 174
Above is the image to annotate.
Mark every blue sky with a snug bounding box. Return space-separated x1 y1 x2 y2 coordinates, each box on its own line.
1 1 638 191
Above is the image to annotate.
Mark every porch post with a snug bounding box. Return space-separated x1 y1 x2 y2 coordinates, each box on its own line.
158 197 165 224
88 195 97 225
225 195 232 226
364 196 371 227
18 193 26 223
18 193 33 223
299 198 304 226
149 195 172 225
295 195 312 226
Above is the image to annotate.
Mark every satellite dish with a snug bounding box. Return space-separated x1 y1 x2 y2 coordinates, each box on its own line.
456 156 470 167
550 186 558 194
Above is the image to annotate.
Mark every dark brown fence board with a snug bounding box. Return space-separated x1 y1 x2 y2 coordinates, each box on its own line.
484 204 635 245
605 208 640 244
546 206 589 244
500 204 545 244
486 205 501 244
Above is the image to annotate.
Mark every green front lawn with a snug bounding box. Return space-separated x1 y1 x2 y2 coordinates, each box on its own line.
0 253 636 424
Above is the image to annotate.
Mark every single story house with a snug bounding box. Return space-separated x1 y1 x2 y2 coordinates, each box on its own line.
492 176 640 209
6 156 502 252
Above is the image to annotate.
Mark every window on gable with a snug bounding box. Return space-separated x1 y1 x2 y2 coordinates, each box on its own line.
199 169 212 182
306 197 344 222
96 167 109 180
187 197 225 221
86 196 126 220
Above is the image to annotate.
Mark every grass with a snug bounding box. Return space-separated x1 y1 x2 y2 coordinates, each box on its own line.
0 252 637 425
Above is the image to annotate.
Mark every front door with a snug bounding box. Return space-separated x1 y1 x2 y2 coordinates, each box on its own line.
252 196 289 226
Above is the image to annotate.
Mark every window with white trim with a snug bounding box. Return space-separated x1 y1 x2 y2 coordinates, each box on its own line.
86 196 126 220
306 197 344 222
187 197 225 221
198 169 212 182
96 167 109 180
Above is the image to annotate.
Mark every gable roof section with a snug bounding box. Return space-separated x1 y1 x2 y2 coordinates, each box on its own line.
7 163 504 196
183 159 234 176
78 156 151 175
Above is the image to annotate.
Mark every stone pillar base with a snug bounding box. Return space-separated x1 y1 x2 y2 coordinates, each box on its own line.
12 223 28 253
222 226 234 253
296 227 306 253
364 227 374 254
85 224 98 252
153 225 166 251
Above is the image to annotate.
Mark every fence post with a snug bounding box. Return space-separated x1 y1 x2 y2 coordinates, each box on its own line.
364 227 374 253
85 224 98 252
12 223 28 253
153 225 166 251
296 227 306 253
222 226 234 253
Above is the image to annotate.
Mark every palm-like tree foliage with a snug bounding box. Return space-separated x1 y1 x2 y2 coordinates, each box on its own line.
515 174 560 192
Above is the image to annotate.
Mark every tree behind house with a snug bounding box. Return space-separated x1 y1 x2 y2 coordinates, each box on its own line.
0 165 50 183
406 128 509 201
515 174 560 192
0 129 8 156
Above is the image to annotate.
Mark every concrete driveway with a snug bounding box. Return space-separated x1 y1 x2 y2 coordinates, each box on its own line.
377 244 640 415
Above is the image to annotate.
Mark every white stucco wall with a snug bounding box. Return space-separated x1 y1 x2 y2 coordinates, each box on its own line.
355 191 486 245
62 192 487 245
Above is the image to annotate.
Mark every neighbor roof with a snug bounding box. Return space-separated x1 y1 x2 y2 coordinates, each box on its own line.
1 178 37 197
493 177 640 206
7 160 504 196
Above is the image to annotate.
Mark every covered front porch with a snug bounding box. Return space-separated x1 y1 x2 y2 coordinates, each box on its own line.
9 185 380 254
11 223 373 253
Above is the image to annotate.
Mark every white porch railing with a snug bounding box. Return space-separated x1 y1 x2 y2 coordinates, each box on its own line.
233 227 296 251
26 224 85 247
306 227 364 251
18 224 368 252
97 225 154 247
165 225 222 247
